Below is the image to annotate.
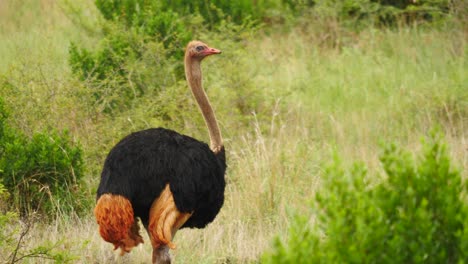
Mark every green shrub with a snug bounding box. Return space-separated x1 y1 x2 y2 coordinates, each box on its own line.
263 133 468 263
311 0 452 27
69 29 149 113
95 0 279 29
69 0 288 114
68 16 190 113
0 98 85 217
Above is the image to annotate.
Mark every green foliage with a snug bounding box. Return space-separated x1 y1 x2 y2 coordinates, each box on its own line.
312 0 452 27
0 181 13 214
0 97 85 217
95 0 278 29
69 29 148 112
68 20 186 113
69 0 287 114
263 134 468 263
0 97 8 140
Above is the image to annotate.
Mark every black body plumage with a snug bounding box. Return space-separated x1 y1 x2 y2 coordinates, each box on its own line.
96 127 226 229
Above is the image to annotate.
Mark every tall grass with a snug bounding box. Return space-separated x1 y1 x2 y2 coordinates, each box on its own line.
0 0 466 263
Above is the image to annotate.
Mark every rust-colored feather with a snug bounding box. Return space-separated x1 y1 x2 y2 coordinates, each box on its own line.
94 194 144 254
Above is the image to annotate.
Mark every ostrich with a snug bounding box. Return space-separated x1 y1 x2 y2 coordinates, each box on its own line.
94 41 226 264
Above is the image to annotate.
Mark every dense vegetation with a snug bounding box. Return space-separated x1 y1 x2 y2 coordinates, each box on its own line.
0 97 84 218
0 0 466 262
263 133 468 263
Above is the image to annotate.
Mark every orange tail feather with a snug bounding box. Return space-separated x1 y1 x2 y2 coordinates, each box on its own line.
148 184 192 250
94 194 144 254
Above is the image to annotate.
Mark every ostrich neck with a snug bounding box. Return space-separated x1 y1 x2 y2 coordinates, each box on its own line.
185 57 223 153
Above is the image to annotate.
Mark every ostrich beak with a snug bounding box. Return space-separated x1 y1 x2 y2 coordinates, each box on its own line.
204 47 222 56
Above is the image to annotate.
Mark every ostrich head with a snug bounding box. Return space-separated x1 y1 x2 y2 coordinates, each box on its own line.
186 41 221 60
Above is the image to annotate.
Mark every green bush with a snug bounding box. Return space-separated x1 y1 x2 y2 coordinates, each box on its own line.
95 0 279 29
0 98 85 217
311 0 452 27
69 0 288 114
68 16 189 113
69 29 151 113
263 134 468 263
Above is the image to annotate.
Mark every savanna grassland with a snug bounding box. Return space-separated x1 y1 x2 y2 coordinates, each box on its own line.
0 0 467 263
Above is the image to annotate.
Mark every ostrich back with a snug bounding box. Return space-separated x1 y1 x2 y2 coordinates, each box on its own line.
96 127 226 229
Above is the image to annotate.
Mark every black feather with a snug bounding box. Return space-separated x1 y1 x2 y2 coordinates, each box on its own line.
96 127 226 228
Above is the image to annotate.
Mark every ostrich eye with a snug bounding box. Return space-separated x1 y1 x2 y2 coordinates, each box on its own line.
196 46 205 52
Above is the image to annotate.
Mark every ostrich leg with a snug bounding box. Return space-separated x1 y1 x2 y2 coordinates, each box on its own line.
152 245 171 264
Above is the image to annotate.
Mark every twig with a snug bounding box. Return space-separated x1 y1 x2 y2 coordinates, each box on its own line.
9 217 31 264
